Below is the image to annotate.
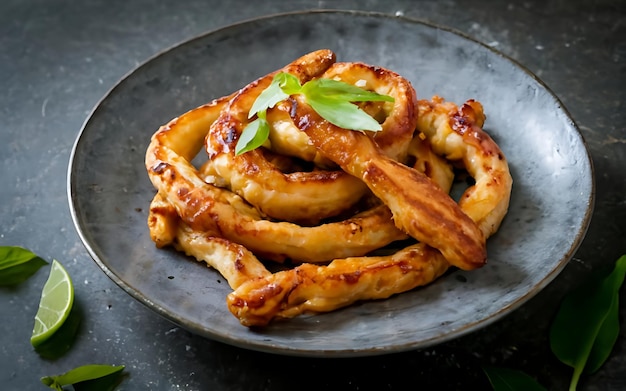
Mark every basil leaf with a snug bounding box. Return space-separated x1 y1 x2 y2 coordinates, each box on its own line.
0 246 48 286
550 254 626 390
305 93 383 131
483 366 547 391
248 73 294 118
235 115 270 155
41 364 125 390
303 77 395 102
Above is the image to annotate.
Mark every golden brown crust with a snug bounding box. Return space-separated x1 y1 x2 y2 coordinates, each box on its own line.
416 97 513 238
228 243 449 326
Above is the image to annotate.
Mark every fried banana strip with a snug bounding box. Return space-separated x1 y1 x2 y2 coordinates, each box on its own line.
416 97 513 238
227 243 450 326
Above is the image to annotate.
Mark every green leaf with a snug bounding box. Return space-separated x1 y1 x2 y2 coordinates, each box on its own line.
235 115 270 155
303 77 395 102
41 364 125 391
247 73 295 118
305 93 383 131
483 366 547 391
0 246 48 286
550 254 626 390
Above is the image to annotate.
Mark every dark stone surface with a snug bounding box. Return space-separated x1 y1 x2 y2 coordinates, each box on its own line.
1 0 624 390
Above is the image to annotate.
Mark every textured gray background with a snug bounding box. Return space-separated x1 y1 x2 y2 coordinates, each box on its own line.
1 0 624 390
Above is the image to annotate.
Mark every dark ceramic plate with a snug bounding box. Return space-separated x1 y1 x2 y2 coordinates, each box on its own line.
68 10 593 357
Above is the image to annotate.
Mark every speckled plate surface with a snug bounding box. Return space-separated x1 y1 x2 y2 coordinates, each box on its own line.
68 10 594 357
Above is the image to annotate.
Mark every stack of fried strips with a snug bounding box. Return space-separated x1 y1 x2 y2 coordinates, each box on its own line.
145 49 513 327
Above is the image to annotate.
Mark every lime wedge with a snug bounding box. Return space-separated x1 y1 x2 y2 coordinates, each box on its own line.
31 260 74 347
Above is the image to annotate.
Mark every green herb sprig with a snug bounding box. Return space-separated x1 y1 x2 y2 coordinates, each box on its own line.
235 72 394 155
41 364 125 391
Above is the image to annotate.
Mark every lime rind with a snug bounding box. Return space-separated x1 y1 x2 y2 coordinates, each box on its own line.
31 260 74 347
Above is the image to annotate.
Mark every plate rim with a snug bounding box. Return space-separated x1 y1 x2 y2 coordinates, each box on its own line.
67 9 595 357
